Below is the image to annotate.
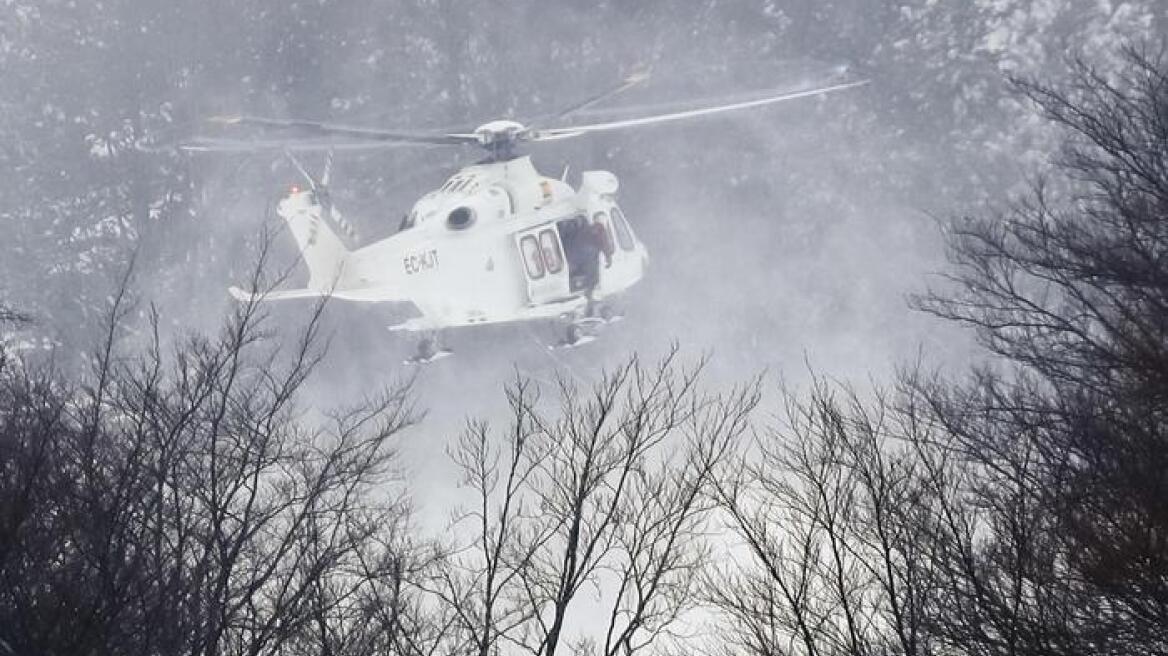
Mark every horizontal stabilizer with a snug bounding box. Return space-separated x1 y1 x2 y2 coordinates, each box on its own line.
228 286 328 303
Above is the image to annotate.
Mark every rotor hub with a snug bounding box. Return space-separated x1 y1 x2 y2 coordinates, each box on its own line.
473 119 527 146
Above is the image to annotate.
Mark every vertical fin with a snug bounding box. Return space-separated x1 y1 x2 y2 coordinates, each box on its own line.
278 192 349 290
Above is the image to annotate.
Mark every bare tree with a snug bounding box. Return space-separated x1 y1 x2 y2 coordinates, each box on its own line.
429 375 553 656
710 47 1168 656
436 350 759 656
0 251 426 656
913 46 1168 655
709 374 944 656
708 370 1099 656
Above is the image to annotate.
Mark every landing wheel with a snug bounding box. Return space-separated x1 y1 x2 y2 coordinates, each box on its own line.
565 322 583 345
411 332 449 363
416 337 438 361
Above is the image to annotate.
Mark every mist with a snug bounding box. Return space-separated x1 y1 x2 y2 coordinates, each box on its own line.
2 1 1165 653
0 0 1153 544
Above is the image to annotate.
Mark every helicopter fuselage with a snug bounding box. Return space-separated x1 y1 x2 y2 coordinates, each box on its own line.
276 156 648 332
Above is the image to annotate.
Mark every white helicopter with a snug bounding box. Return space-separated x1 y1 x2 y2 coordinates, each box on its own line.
187 73 866 363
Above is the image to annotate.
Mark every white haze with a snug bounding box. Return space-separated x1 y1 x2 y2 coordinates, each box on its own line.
2 0 1162 647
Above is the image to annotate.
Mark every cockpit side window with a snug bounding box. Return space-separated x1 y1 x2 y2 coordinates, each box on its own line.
611 206 635 251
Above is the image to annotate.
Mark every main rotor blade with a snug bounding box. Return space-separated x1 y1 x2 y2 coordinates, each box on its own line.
528 79 868 141
180 137 428 153
208 115 478 146
544 68 652 124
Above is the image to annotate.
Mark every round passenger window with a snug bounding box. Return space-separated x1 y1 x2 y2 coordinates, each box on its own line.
447 206 475 230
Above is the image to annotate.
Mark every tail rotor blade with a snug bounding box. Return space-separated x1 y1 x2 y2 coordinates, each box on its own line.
283 148 319 191
321 148 334 188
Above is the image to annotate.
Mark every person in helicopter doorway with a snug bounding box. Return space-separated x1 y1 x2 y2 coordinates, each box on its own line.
581 213 614 317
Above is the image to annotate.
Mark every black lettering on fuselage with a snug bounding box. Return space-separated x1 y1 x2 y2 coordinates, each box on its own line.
404 249 439 275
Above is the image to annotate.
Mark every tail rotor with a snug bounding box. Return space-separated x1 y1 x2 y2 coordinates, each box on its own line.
283 148 359 246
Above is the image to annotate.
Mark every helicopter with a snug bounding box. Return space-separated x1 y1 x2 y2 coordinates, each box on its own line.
185 72 867 363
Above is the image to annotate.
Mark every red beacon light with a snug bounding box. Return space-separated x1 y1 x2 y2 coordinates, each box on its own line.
289 185 300 194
